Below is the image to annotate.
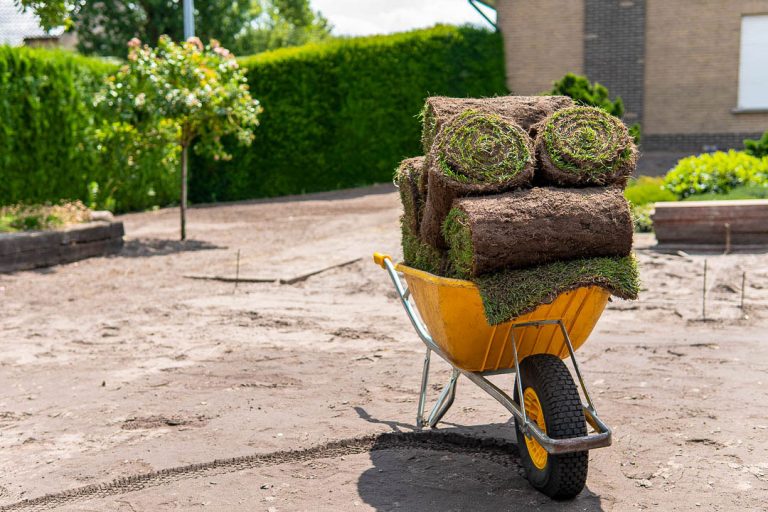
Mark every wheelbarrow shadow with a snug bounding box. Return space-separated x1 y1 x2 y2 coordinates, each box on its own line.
354 409 607 512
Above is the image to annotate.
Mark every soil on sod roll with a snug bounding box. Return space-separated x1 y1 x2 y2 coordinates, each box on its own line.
395 156 426 235
420 95 574 152
419 110 535 249
535 106 637 187
475 255 639 325
443 187 633 278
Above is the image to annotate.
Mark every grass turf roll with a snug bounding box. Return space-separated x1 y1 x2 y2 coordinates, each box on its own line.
475 255 640 325
396 156 448 274
401 218 448 276
443 187 633 278
395 156 426 235
419 109 535 248
420 95 574 153
536 106 637 187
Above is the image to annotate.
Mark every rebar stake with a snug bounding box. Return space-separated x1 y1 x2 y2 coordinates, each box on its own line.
702 259 707 320
235 249 241 290
740 271 746 310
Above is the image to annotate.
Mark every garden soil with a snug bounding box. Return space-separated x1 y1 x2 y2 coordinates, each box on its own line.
0 184 766 511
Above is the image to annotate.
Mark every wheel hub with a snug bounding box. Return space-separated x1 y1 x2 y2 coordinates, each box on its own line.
523 387 548 470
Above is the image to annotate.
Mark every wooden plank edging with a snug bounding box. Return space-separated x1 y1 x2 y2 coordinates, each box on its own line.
0 221 125 273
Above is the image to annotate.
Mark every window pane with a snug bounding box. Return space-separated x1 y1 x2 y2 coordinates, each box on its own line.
739 15 768 110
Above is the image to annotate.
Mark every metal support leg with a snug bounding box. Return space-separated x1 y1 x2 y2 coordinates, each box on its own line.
427 368 459 428
416 347 431 430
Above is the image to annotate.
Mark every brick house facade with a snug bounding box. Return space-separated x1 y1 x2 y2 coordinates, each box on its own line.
486 0 768 172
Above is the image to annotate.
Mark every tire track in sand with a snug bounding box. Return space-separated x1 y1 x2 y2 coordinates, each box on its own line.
1 431 520 511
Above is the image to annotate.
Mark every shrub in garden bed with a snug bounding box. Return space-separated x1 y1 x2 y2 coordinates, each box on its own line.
623 177 676 233
662 150 768 199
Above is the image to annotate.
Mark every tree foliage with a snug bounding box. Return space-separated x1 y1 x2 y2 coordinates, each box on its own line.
97 36 261 237
549 73 624 117
73 0 253 57
14 0 73 30
230 0 331 55
548 73 641 142
15 0 332 58
744 130 768 158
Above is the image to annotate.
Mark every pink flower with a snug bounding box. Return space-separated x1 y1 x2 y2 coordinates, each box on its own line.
210 39 220 49
127 37 141 48
213 46 230 58
186 36 203 50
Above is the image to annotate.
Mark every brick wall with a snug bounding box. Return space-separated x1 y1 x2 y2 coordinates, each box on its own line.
495 0 584 95
644 0 768 135
584 0 645 125
495 0 768 156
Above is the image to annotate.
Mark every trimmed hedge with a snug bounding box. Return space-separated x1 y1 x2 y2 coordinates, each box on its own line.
0 47 111 204
0 25 506 210
0 47 181 212
189 25 507 202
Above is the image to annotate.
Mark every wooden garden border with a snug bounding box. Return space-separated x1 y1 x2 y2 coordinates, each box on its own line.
0 221 124 273
652 199 768 251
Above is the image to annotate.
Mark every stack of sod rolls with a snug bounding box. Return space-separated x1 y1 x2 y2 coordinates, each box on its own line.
395 96 640 325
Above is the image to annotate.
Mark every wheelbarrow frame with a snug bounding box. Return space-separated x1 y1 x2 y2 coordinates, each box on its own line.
378 254 612 455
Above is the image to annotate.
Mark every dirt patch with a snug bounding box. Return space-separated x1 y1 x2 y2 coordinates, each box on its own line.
121 415 208 430
0 432 517 511
0 186 766 511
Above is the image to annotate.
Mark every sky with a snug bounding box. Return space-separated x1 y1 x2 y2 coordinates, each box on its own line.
309 0 496 36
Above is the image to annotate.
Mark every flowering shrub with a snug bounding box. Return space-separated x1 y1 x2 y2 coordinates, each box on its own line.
97 35 261 238
662 150 768 199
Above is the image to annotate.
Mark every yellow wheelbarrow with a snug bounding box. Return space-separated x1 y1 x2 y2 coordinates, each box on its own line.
373 253 613 499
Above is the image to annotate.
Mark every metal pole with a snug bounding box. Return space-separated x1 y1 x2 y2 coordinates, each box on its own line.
183 0 195 39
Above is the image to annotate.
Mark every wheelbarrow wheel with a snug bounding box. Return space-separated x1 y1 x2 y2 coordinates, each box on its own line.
514 354 588 500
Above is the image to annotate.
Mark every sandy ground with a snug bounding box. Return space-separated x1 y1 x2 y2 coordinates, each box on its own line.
0 184 767 512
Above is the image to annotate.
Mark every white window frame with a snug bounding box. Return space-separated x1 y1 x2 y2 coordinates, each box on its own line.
737 14 768 111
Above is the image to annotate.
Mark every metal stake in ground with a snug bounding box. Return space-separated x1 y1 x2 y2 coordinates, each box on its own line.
702 259 708 320
235 249 241 291
740 271 746 310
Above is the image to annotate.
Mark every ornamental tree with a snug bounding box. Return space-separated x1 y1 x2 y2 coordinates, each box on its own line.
97 36 261 240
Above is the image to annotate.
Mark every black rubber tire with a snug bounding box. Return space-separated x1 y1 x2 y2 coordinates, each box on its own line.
514 354 588 500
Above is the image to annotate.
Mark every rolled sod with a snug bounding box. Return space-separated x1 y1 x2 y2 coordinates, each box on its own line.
443 187 633 278
475 255 640 325
395 156 426 235
536 105 637 187
401 218 448 276
420 95 574 152
419 109 535 248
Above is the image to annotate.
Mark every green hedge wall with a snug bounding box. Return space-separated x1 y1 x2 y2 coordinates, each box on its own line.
0 47 111 204
0 25 506 210
0 47 181 212
189 25 507 202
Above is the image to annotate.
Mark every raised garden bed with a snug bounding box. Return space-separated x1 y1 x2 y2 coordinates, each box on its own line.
652 199 768 251
0 220 124 273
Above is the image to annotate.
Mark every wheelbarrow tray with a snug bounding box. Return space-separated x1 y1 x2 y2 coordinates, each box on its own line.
397 263 610 372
